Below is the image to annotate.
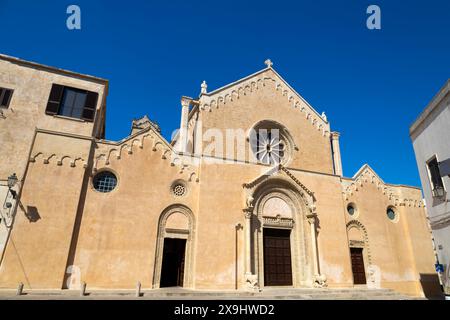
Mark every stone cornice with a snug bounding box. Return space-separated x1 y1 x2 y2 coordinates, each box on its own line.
198 68 331 138
0 53 109 85
94 126 200 183
342 164 424 208
410 79 450 137
429 212 450 229
29 126 200 182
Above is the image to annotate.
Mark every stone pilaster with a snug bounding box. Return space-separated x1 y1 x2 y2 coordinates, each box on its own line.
331 131 343 176
178 97 191 153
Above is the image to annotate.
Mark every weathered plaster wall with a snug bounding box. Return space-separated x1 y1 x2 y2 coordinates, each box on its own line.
0 132 91 289
0 58 106 181
71 132 200 289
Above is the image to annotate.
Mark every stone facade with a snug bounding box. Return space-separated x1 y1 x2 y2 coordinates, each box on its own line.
0 55 441 297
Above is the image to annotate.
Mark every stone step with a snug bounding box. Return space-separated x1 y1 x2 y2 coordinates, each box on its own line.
0 288 415 300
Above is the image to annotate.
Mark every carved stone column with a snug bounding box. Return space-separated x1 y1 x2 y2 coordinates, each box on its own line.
307 214 319 277
331 132 343 176
308 214 328 288
243 200 258 291
244 209 252 276
179 96 191 153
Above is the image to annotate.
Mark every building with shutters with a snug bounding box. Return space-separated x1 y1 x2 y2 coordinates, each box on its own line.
410 79 450 297
0 54 441 297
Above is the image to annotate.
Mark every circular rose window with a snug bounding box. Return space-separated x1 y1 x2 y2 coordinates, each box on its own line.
250 121 293 165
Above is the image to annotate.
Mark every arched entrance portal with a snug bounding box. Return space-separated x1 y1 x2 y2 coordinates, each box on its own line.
346 220 372 286
247 179 318 288
153 205 195 288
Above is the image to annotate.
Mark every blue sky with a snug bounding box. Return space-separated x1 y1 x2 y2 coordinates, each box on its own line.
1 0 449 186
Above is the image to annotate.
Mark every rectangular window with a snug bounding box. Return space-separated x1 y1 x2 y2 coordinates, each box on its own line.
59 88 87 119
45 84 98 122
0 87 13 108
427 156 445 197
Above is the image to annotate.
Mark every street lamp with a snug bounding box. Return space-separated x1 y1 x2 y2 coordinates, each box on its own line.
7 173 17 199
7 173 18 189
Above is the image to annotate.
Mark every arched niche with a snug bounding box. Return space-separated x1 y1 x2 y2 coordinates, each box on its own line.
346 220 372 286
152 205 195 289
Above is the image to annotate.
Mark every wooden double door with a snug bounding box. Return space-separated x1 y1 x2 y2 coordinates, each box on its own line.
263 228 293 286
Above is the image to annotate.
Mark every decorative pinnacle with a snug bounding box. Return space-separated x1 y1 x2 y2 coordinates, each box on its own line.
264 59 273 68
201 80 208 95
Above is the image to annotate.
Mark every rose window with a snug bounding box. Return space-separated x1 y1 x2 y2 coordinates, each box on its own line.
254 129 286 165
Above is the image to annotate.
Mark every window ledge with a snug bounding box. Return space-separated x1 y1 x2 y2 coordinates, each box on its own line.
52 115 87 123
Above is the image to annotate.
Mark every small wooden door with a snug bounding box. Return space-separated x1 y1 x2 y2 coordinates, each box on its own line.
263 228 293 286
350 247 366 285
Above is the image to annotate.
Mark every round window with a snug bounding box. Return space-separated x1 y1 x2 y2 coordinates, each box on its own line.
347 204 356 216
250 121 293 165
171 181 187 197
93 171 118 193
387 208 397 221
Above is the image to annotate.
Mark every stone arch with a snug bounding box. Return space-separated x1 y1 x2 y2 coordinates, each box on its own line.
251 178 315 288
346 220 372 264
152 204 196 289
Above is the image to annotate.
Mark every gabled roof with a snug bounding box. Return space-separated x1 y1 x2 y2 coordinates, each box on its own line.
350 164 385 184
199 64 329 130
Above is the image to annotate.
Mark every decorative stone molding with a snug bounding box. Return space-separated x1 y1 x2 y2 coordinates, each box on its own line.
306 214 317 225
346 220 372 264
429 212 450 229
249 181 316 288
94 125 200 183
313 274 328 288
349 240 365 247
198 69 331 138
244 272 259 291
243 209 253 219
262 215 294 228
152 204 196 289
29 152 87 168
243 165 316 215
131 115 161 133
342 164 423 208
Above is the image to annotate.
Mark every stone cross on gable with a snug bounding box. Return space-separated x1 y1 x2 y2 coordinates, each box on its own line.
264 59 273 68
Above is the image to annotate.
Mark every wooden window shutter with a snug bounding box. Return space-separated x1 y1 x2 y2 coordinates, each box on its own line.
82 91 98 122
46 84 64 115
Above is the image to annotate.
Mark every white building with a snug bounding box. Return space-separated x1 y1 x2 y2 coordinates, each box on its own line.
410 79 450 297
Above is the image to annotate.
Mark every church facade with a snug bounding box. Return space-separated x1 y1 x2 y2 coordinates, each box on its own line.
0 54 440 297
